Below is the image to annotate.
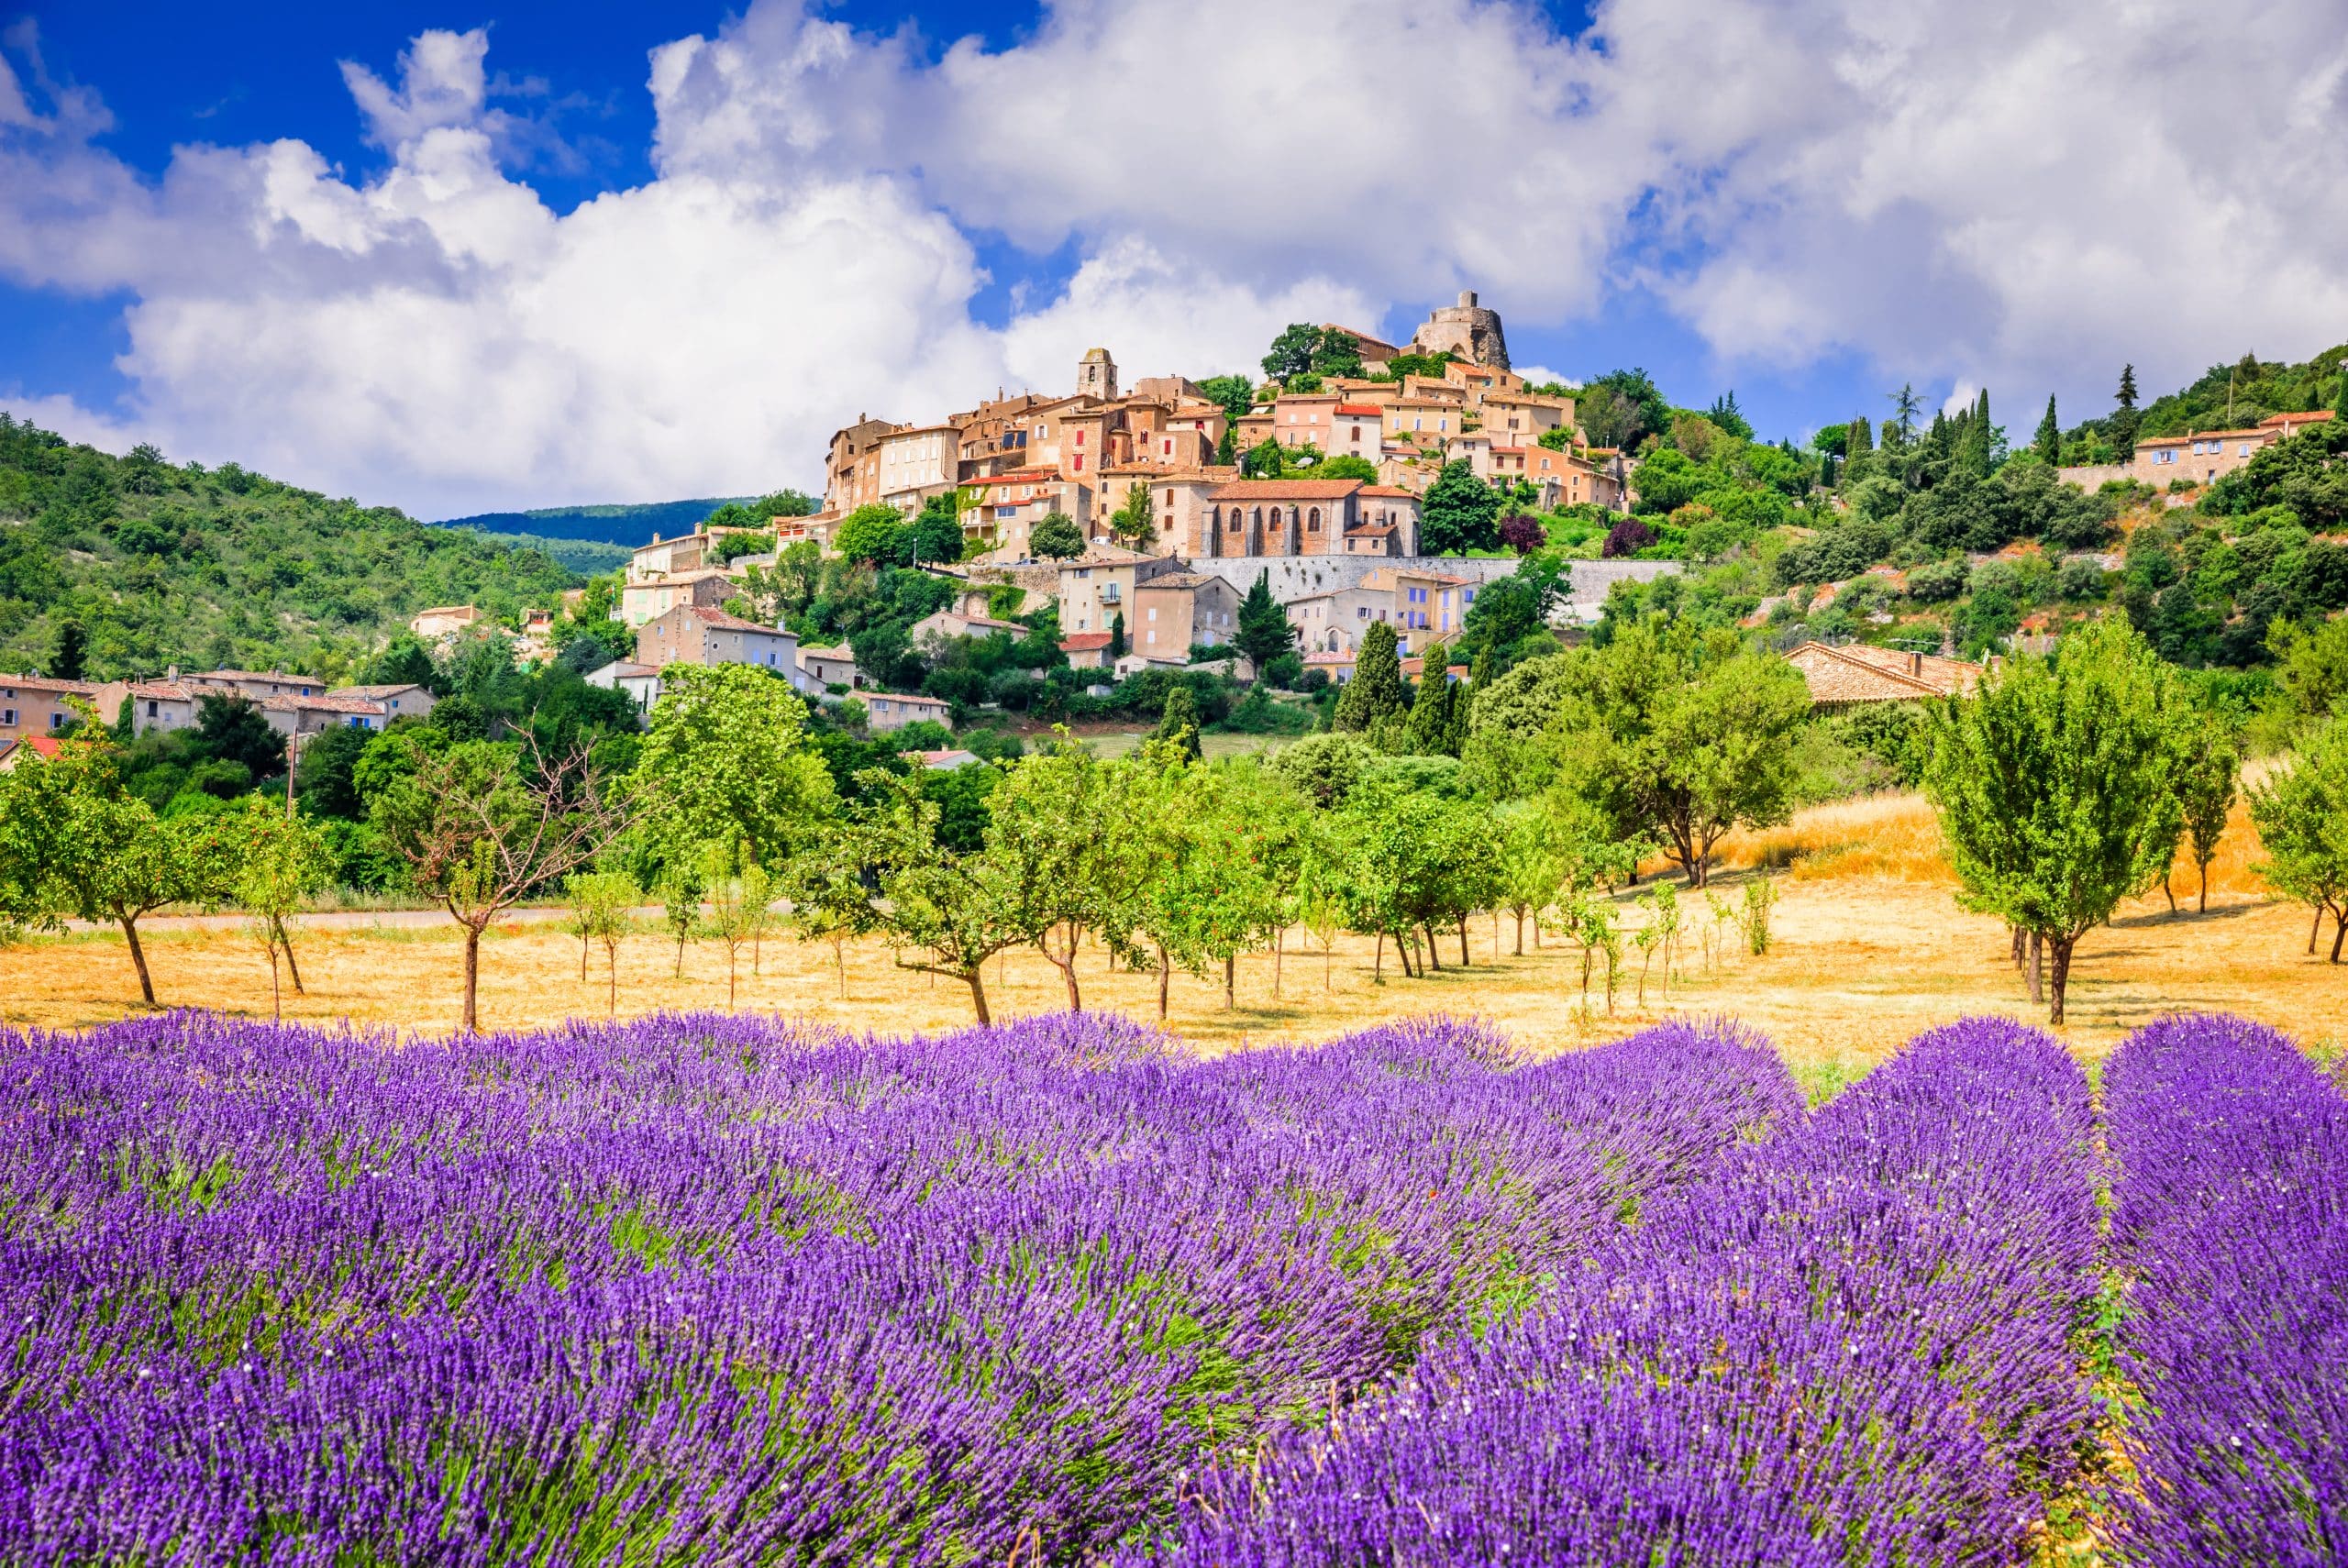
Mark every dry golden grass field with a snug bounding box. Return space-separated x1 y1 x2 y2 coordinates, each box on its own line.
3 791 2335 1088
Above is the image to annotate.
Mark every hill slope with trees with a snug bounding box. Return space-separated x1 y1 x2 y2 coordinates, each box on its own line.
0 414 582 681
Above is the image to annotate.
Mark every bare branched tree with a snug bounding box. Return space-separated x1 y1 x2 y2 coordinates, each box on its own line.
372 733 629 1032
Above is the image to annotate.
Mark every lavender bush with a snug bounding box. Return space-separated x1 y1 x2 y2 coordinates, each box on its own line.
0 1010 1799 1562
2105 1013 2348 1564
1145 1017 2102 1566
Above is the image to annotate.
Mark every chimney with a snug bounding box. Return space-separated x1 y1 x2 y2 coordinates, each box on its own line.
1910 649 1922 678
165 664 179 681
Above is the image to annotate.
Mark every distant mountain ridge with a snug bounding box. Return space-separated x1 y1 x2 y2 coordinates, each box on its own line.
434 497 751 548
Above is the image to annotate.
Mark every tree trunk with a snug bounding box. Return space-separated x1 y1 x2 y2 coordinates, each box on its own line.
461 925 482 1033
606 944 619 1016
1514 910 1525 956
1273 927 1284 999
581 935 589 984
2331 910 2346 965
1038 924 1083 1012
2047 936 2077 1025
1457 914 1470 966
2027 931 2043 1005
2010 926 2027 970
966 967 992 1025
2313 905 2325 955
267 942 282 1023
120 916 157 1007
727 949 738 1009
1157 944 1171 1021
1373 930 1384 981
1223 955 1235 1010
274 916 305 995
2198 861 2210 914
1324 939 1334 992
1423 924 1442 972
2163 877 2176 915
673 932 686 977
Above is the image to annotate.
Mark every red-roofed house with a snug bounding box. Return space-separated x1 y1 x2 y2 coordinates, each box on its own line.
1330 402 1384 455
2129 408 2336 488
1200 479 1421 558
0 734 66 770
1058 632 1115 670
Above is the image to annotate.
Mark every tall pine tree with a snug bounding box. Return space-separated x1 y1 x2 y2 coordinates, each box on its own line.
1234 570 1296 667
2034 395 2061 465
1848 415 1875 455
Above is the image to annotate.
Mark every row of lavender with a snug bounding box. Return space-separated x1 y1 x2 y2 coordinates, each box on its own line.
0 1009 1800 1562
2106 1015 2348 1564
1141 1017 2107 1564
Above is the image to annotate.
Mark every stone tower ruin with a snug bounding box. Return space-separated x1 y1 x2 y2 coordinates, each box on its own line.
1410 290 1511 370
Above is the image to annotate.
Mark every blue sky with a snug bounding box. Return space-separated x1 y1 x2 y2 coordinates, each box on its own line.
3 0 2342 516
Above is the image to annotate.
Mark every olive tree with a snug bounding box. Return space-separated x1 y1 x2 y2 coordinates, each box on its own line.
2174 713 2241 913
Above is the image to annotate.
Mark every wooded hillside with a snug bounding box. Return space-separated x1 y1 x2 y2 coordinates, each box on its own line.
0 414 580 681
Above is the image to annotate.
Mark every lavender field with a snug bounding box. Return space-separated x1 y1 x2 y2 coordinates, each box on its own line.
0 1008 2338 1563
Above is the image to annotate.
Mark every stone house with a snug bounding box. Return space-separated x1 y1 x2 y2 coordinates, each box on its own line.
1390 567 1479 654
584 661 663 712
1132 573 1242 657
909 608 1032 647
93 679 205 736
862 690 954 733
259 692 390 737
1283 582 1397 655
1058 632 1115 670
0 675 99 745
637 605 812 692
1786 642 1983 707
2128 409 2336 488
1329 403 1384 456
824 415 896 514
878 422 959 512
1201 479 1423 558
1302 649 1357 684
1268 394 1345 450
967 469 1091 556
188 668 323 702
326 682 436 722
1386 395 1465 443
619 569 737 628
1143 468 1243 558
1057 548 1185 635
1481 392 1574 441
799 643 862 690
408 605 481 639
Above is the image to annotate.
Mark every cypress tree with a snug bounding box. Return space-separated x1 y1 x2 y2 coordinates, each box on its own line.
1849 415 1874 456
2116 364 2138 410
1234 570 1296 667
2034 395 2061 465
1334 622 1408 733
1405 660 1452 755
1109 611 1126 659
1959 391 1993 478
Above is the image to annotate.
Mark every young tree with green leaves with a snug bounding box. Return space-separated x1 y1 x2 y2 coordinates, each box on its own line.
371 736 626 1032
630 664 836 877
1333 622 1409 734
658 862 702 977
1923 619 2184 1022
854 767 1046 1024
2249 717 2348 960
0 743 225 1007
782 823 877 999
224 798 333 1017
981 736 1152 1010
2175 713 2241 913
833 502 909 565
699 841 771 1008
1031 513 1086 560
1545 617 1811 886
1419 459 1501 554
563 869 637 1015
1492 800 1559 955
1107 482 1157 550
